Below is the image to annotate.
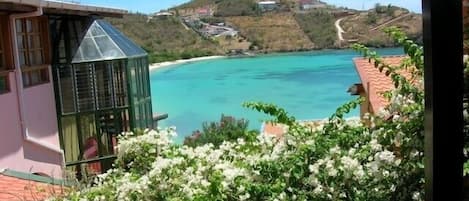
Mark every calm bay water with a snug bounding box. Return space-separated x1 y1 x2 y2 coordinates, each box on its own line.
150 48 404 143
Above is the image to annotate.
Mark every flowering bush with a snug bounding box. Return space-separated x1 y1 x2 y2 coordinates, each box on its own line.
49 28 426 201
184 114 259 147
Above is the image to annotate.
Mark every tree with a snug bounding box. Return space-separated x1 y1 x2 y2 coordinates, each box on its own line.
183 114 259 147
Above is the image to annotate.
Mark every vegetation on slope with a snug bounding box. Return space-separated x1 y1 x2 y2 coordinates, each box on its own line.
294 10 338 49
214 0 260 17
340 5 422 47
107 2 422 62
106 13 223 63
175 0 218 9
225 13 314 52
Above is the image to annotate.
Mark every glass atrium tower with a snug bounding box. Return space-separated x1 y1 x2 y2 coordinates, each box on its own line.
49 17 152 177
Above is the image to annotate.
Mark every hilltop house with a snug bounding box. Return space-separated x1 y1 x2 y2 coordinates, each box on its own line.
0 0 156 184
196 6 213 18
299 0 326 10
258 1 278 12
155 11 174 17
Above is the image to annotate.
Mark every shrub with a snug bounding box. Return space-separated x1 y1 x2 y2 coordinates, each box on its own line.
366 12 378 24
184 115 259 147
214 0 259 17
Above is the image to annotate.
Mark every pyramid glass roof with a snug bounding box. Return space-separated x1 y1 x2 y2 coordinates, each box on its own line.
72 19 147 63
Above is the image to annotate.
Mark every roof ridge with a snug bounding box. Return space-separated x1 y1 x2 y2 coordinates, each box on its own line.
0 169 77 186
353 54 407 60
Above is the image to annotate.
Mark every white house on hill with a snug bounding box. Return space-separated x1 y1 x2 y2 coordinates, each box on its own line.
258 1 278 12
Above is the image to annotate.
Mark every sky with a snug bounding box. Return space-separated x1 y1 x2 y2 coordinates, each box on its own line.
79 0 422 14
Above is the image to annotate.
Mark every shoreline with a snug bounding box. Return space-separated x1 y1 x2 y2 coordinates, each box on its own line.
148 46 405 71
149 55 226 71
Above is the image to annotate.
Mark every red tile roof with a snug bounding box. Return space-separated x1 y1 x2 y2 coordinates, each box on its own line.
0 171 69 201
262 122 287 138
353 56 414 113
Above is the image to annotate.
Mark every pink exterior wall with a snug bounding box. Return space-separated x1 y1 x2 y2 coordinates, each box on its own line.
0 70 64 178
23 76 60 146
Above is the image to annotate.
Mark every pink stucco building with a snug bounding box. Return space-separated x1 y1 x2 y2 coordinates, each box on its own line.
0 0 155 181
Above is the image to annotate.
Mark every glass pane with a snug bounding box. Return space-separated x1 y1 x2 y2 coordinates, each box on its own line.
72 20 147 63
79 114 98 158
58 65 76 114
97 111 117 155
29 51 43 65
120 109 130 132
113 61 128 107
79 114 101 175
99 20 147 57
22 72 30 86
29 35 42 49
19 51 26 66
130 65 137 96
15 20 22 33
94 36 124 59
17 36 25 49
40 68 48 83
147 102 153 127
26 19 32 32
0 75 8 93
134 104 140 128
90 24 106 36
26 19 39 33
30 70 40 85
61 116 79 163
95 62 113 109
80 38 101 61
75 64 96 111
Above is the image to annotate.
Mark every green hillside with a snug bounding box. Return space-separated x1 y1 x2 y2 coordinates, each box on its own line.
105 1 423 63
106 13 223 63
294 10 337 49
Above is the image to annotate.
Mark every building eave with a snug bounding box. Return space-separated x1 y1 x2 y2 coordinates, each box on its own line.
0 0 128 17
42 1 127 18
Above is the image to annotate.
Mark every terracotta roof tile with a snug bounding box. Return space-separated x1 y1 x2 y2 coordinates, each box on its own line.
0 174 68 201
353 55 415 113
262 122 287 138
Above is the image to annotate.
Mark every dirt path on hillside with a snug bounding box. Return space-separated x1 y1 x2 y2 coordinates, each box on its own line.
335 17 346 41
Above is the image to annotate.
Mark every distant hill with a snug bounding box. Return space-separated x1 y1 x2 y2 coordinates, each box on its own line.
106 1 422 63
225 13 314 52
106 14 223 63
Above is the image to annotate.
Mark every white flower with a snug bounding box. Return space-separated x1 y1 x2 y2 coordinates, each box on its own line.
328 168 338 177
239 185 246 192
412 191 422 201
313 185 323 194
309 164 319 174
239 193 251 201
370 139 382 151
375 150 396 164
330 146 341 155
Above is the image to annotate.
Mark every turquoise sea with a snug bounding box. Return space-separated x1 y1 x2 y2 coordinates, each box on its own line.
150 48 404 143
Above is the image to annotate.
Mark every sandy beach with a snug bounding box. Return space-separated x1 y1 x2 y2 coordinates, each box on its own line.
149 55 226 71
